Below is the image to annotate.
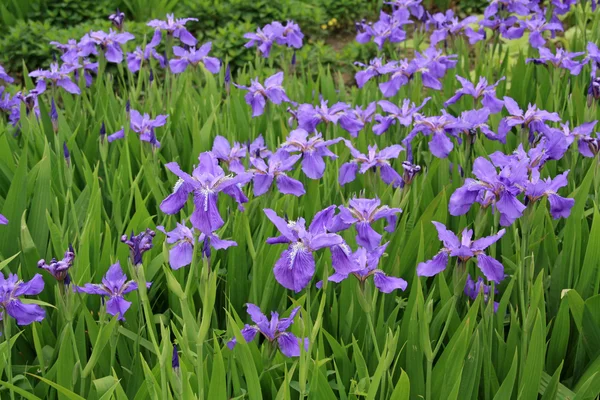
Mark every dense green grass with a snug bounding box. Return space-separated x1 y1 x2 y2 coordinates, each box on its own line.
0 3 600 400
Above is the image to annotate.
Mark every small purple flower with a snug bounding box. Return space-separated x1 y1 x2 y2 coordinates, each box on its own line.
63 142 71 166
264 208 343 292
248 134 271 159
50 37 97 60
169 43 220 74
160 152 253 233
74 262 149 321
0 65 14 84
444 76 505 113
249 150 304 197
338 103 377 137
211 135 247 174
0 273 45 325
458 108 504 143
127 45 165 73
449 156 529 226
29 63 81 95
331 198 401 251
354 58 394 88
0 214 7 225
525 169 574 219
147 14 198 46
227 303 308 357
234 72 290 117
373 97 430 135
38 245 75 283
464 274 499 312
499 97 561 140
278 21 304 49
385 0 424 19
401 161 422 186
89 29 135 64
157 222 236 270
356 9 412 50
377 59 417 97
417 221 506 283
281 129 341 179
405 112 469 158
244 22 285 58
427 10 480 45
527 47 587 76
121 229 155 266
326 243 407 293
523 14 563 49
480 16 524 40
172 344 180 370
296 99 349 132
127 109 168 147
109 9 126 31
339 141 404 187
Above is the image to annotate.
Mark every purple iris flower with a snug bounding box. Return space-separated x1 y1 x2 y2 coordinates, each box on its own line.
354 58 395 88
211 135 247 174
499 97 561 140
126 109 168 147
234 72 290 117
417 221 506 283
458 108 505 143
157 222 236 270
109 9 126 31
69 57 98 87
413 47 458 86
0 214 7 225
121 229 155 266
296 99 349 132
169 43 220 74
250 149 304 196
278 21 304 49
384 0 424 19
525 170 574 219
248 134 272 159
338 103 377 137
74 262 150 321
527 47 587 75
0 273 45 325
281 129 341 179
38 245 75 283
377 59 418 97
0 65 14 84
89 29 135 64
589 76 600 107
373 97 430 135
464 274 499 312
160 152 252 233
405 112 469 158
127 45 165 73
480 16 524 40
227 303 308 357
444 76 505 113
484 0 534 18
29 62 81 95
523 14 563 49
587 42 600 75
449 156 529 226
147 14 198 46
427 10 481 45
339 141 404 187
324 242 407 292
50 38 97 61
355 9 412 49
264 208 343 292
331 198 401 251
566 121 600 157
401 161 422 187
244 22 285 57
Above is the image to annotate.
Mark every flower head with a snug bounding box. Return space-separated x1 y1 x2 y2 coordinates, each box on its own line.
169 43 220 74
464 274 499 312
147 14 198 46
250 149 304 196
0 273 45 325
0 214 7 225
356 9 412 49
339 141 405 187
0 64 14 84
499 97 561 141
211 135 247 174
38 245 75 283
121 229 155 266
527 47 587 76
29 62 81 95
373 97 430 135
444 76 505 113
109 9 126 31
235 72 290 117
281 129 341 179
89 29 135 64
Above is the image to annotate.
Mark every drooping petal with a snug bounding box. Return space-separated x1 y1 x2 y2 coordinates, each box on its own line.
547 193 575 219
276 175 305 196
431 221 460 250
105 296 132 321
373 272 407 293
416 252 449 277
476 254 504 283
169 241 193 270
339 162 358 186
5 300 46 325
14 274 45 296
301 152 326 179
355 222 382 251
272 247 315 292
309 233 343 250
277 332 302 357
191 191 223 233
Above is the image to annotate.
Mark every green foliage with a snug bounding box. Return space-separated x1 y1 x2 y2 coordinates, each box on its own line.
26 0 113 27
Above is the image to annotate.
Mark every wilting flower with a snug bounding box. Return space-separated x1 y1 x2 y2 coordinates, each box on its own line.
0 214 7 225
38 245 75 283
147 14 198 46
169 43 220 74
74 262 150 321
89 29 135 64
109 9 126 31
525 170 574 219
444 76 505 113
227 303 308 357
339 141 404 187
405 112 468 158
157 222 236 270
211 136 247 174
264 208 343 292
324 243 407 293
331 198 401 250
449 156 528 226
338 103 377 137
281 129 341 179
499 97 561 141
527 47 587 75
356 9 412 49
109 109 168 147
250 150 304 196
235 72 290 117
160 152 252 233
121 229 155 266
373 97 430 135
29 62 81 95
296 99 349 132
0 65 14 84
464 274 499 312
126 45 165 73
0 273 45 325
417 221 505 283
523 14 563 49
